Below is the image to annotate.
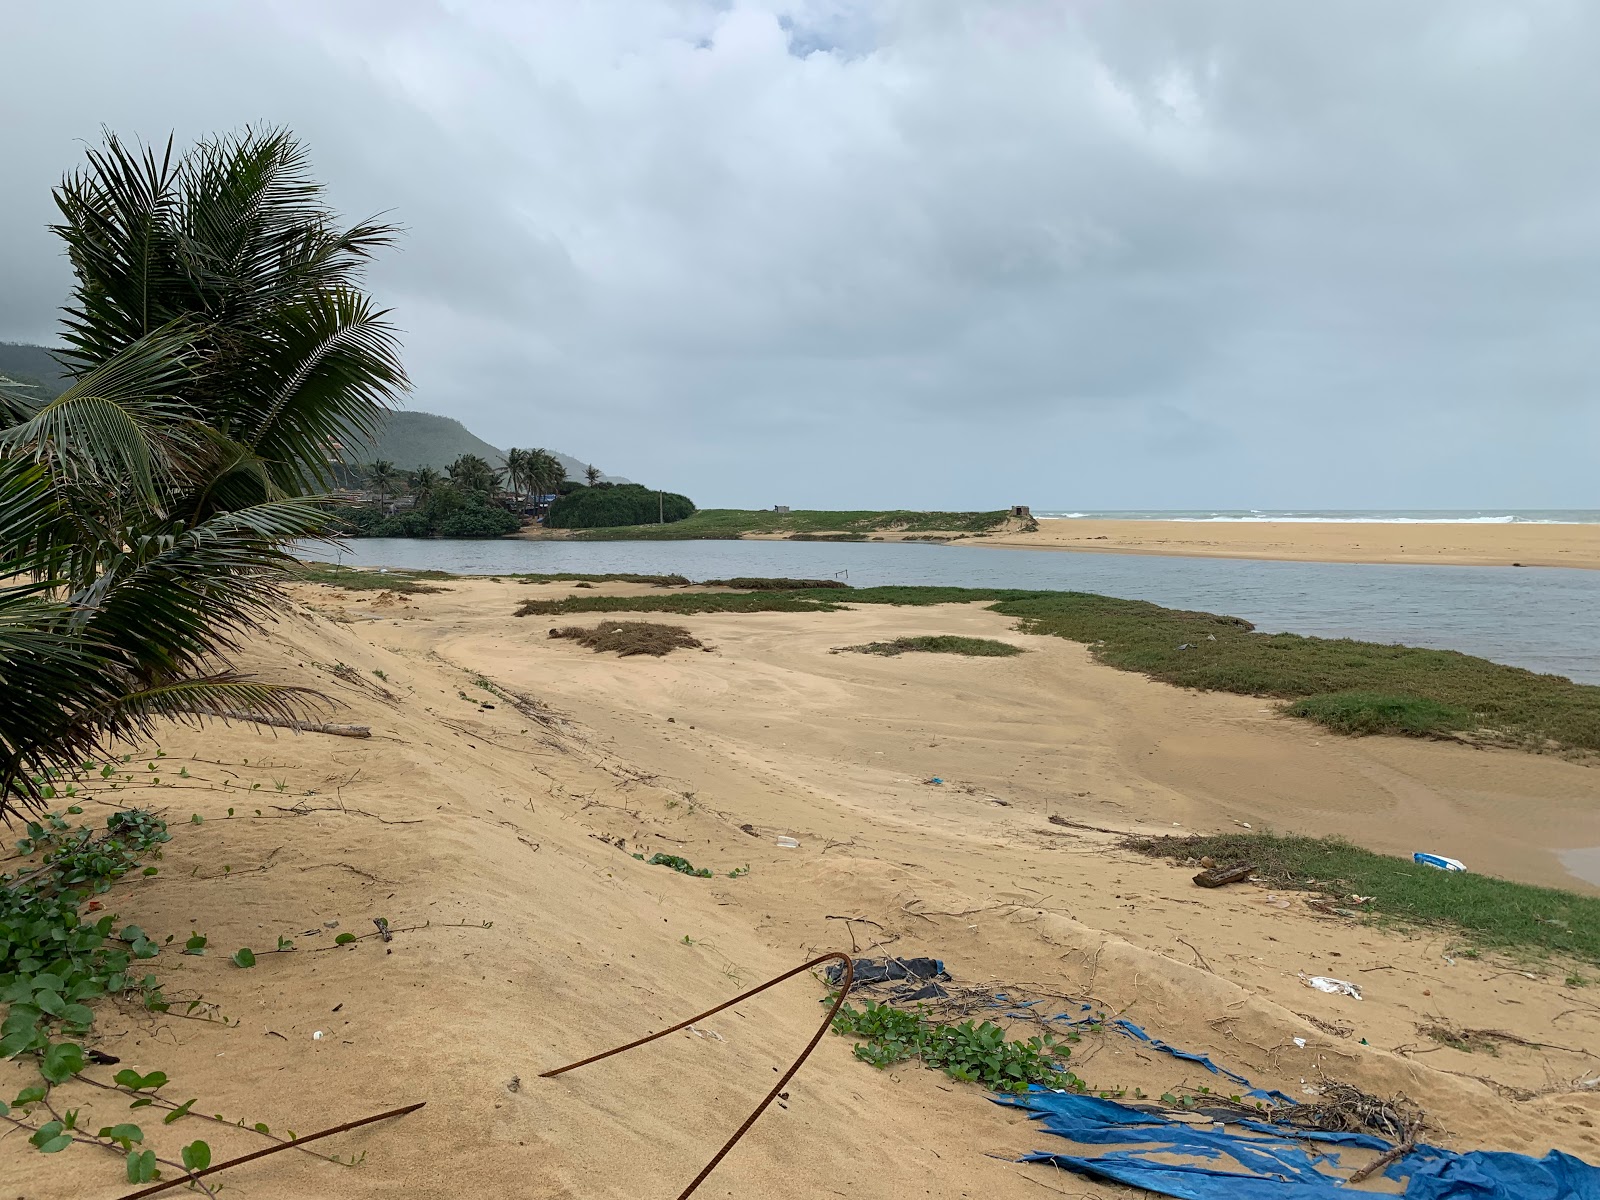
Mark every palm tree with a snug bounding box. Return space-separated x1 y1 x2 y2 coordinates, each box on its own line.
584 464 601 486
446 453 500 496
503 448 531 504
365 459 400 501
409 465 440 497
530 448 566 502
0 126 407 816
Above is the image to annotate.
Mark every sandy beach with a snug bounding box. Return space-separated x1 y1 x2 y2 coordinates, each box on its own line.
15 577 1600 1199
983 518 1600 569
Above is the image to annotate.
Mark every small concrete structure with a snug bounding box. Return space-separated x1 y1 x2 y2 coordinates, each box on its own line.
1009 505 1032 519
774 505 790 514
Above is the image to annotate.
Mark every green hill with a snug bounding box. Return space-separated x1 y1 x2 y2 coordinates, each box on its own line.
0 342 71 399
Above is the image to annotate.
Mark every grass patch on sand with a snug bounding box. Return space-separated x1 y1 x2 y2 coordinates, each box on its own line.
548 620 705 657
568 508 1017 540
510 584 1600 753
293 562 452 593
1127 831 1600 962
701 577 851 591
511 572 691 586
843 635 1023 658
1283 692 1473 737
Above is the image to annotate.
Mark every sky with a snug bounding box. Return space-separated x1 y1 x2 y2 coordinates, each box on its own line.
4 1 1598 510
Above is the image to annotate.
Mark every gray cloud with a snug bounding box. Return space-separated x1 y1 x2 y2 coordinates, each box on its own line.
3 0 1596 508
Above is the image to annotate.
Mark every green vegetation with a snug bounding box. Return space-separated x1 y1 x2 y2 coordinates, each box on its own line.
843 635 1024 657
545 483 696 529
0 344 71 400
345 465 522 538
514 572 691 586
633 852 713 878
510 585 1600 752
549 620 705 657
832 1000 1080 1092
291 563 452 593
701 577 850 590
1128 832 1600 962
1 126 406 814
1283 692 1472 737
341 410 505 473
568 507 1015 540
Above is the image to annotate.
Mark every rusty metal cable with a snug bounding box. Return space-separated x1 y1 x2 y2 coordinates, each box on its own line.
540 950 854 1199
119 1101 425 1199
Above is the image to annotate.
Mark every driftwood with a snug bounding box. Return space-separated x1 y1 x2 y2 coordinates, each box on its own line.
1192 862 1253 888
217 711 371 738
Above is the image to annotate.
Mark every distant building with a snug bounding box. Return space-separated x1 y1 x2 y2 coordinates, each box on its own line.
1010 505 1032 519
774 505 790 514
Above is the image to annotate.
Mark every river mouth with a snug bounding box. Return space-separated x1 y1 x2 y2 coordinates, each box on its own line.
303 537 1600 683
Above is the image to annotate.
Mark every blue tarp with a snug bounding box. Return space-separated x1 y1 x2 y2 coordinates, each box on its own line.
998 1088 1600 1199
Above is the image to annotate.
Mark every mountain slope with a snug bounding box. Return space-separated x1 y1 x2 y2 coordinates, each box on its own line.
0 343 623 483
344 410 624 484
0 342 72 398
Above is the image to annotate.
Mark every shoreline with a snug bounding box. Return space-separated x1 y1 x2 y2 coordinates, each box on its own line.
501 515 1600 569
977 518 1600 569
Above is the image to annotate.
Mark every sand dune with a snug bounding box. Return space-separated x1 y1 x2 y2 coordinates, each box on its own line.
14 577 1600 1199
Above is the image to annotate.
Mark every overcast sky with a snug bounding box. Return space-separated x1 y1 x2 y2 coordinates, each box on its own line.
4 1 1597 509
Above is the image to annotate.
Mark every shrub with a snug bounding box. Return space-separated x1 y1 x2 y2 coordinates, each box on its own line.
548 620 704 657
843 636 1023 657
436 503 521 538
545 483 695 529
372 511 431 538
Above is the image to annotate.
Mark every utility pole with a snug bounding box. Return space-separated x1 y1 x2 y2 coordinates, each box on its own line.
659 490 664 524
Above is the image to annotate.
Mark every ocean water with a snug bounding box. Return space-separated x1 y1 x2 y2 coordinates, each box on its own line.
1036 509 1600 523
307 538 1600 684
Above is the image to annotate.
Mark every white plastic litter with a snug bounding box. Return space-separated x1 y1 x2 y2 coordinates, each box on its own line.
1292 1037 1308 1048
775 836 799 849
1414 852 1466 872
1299 974 1362 1000
312 1030 324 1040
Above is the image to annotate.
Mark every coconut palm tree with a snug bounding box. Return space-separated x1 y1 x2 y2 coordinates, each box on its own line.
584 464 601 486
409 465 441 497
0 126 407 816
503 447 532 504
528 448 565 502
365 459 400 501
446 453 500 496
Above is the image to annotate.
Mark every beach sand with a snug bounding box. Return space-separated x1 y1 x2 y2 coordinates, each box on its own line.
982 518 1600 569
15 577 1600 1199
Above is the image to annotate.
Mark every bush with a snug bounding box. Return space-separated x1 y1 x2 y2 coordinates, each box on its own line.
339 505 388 536
372 511 432 538
436 502 521 538
545 483 695 529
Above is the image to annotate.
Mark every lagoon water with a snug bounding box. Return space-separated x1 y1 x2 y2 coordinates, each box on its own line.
309 538 1600 684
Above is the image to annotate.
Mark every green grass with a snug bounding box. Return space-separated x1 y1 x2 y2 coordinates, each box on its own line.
509 572 691 586
567 508 1016 540
1283 692 1472 737
509 584 1600 753
1128 832 1600 963
701 577 851 591
292 563 454 593
843 635 1024 657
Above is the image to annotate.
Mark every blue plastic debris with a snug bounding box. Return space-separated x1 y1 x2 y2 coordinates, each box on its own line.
1413 852 1467 872
997 1088 1600 1199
